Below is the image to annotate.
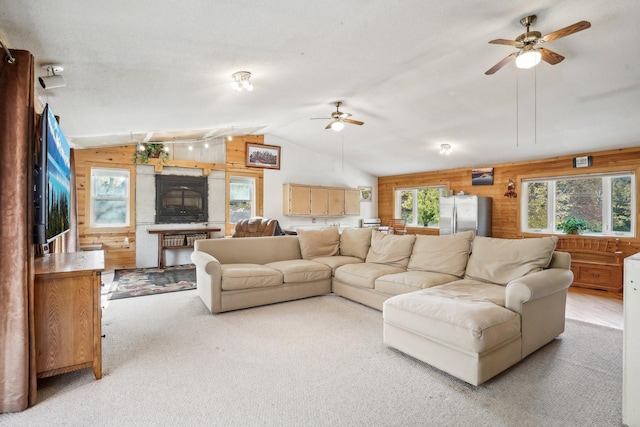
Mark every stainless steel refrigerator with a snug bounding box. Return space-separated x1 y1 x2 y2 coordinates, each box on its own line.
439 195 492 236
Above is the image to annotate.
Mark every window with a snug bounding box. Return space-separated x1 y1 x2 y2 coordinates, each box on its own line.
395 186 447 227
229 176 255 224
90 168 130 227
521 172 635 237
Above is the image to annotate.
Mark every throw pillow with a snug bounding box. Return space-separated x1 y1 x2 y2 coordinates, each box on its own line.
297 227 340 260
365 230 416 268
464 236 558 285
407 230 474 277
340 227 373 260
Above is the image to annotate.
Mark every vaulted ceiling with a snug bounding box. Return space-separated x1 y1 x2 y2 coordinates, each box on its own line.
2 0 639 176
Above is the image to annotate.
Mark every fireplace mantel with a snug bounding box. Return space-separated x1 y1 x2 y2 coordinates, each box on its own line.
141 158 227 175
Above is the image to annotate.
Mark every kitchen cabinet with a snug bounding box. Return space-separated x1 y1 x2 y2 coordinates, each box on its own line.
310 187 329 216
344 189 360 215
283 184 360 217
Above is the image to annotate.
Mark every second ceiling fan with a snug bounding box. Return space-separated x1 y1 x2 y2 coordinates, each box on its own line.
485 15 591 75
312 102 364 131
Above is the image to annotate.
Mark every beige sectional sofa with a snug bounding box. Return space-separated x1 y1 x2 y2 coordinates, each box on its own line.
191 227 573 385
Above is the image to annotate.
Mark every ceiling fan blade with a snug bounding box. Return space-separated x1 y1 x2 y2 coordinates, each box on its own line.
485 52 517 75
343 119 364 126
310 117 331 120
538 47 565 65
325 122 334 130
488 38 520 46
540 21 591 43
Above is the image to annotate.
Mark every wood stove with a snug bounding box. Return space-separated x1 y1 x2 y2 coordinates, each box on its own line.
155 175 208 223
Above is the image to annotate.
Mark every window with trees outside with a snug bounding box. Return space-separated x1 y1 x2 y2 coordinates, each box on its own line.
229 176 255 224
395 186 447 227
521 171 635 237
90 167 130 227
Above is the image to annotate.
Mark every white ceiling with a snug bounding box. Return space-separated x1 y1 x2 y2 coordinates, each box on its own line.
2 0 640 177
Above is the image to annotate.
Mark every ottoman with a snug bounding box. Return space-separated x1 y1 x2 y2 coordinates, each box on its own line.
383 287 523 385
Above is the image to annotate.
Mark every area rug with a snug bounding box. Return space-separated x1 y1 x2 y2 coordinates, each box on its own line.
108 264 196 300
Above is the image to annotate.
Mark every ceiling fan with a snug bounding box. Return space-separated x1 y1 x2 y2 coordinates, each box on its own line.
485 15 591 75
311 102 364 131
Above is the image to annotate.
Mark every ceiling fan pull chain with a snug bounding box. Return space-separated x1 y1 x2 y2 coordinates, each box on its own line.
534 66 537 145
516 69 519 147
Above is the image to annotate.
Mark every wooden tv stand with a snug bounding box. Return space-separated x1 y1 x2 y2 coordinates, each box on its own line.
34 250 105 380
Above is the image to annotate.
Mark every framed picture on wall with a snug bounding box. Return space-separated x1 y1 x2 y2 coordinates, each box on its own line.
471 167 494 185
245 142 281 170
359 186 373 202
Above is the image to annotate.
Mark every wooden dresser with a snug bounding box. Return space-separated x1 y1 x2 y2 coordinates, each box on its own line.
34 250 105 379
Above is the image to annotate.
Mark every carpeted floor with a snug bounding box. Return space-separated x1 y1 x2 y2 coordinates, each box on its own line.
0 292 623 426
108 264 196 300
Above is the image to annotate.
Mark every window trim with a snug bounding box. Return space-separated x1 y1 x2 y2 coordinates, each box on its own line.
89 166 132 228
394 185 447 228
84 162 138 234
228 175 256 225
520 170 636 237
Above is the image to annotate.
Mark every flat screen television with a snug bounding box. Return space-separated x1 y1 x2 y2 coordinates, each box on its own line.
34 104 71 245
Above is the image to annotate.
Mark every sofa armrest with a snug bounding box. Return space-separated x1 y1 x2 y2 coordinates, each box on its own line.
191 250 223 313
505 268 574 315
192 250 222 276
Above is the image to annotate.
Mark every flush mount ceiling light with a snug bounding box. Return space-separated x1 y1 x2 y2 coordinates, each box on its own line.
39 64 66 89
439 143 452 155
515 45 542 69
231 71 253 92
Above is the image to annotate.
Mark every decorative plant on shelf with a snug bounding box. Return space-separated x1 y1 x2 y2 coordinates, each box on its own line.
558 216 589 234
133 143 169 164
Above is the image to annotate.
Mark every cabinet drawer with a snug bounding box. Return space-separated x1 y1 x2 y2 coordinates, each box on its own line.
575 265 612 284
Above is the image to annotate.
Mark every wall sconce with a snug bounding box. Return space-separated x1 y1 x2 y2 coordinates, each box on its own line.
504 179 517 198
231 71 253 92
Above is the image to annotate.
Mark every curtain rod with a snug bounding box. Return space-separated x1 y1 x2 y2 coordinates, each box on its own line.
0 39 16 64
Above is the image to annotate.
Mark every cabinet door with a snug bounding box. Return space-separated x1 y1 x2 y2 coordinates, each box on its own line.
328 188 346 216
35 274 94 374
286 185 311 215
344 189 360 215
310 187 329 216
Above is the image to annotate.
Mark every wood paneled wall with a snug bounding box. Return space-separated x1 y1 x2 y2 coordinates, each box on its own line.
378 146 640 258
73 146 137 270
73 138 268 269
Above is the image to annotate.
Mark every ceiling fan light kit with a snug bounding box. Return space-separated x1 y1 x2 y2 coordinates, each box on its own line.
515 45 541 69
330 120 345 132
485 15 591 75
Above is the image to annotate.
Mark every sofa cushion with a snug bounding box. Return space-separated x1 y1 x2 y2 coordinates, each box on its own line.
340 227 373 260
365 230 416 268
383 288 521 353
421 279 507 307
374 271 460 296
265 259 331 283
407 231 474 277
221 264 283 290
297 227 340 260
464 236 558 286
334 263 405 289
311 255 363 276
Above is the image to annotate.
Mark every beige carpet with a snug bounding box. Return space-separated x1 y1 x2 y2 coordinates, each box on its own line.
0 291 622 426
